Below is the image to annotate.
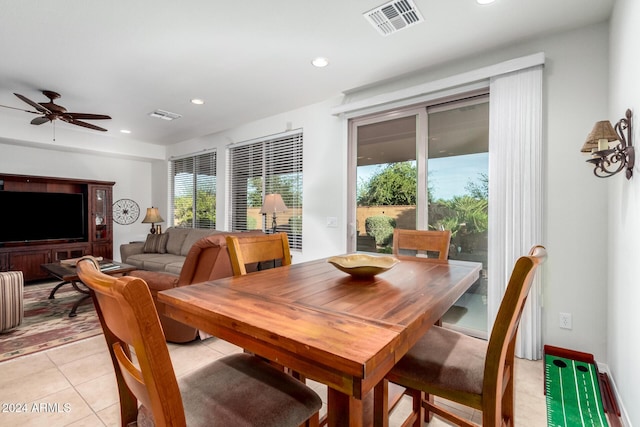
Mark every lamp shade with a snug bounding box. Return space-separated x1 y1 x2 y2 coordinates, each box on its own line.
141 207 164 224
260 194 287 214
581 120 619 153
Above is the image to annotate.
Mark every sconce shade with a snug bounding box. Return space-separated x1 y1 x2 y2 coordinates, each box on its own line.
581 120 619 153
260 194 288 214
141 207 164 224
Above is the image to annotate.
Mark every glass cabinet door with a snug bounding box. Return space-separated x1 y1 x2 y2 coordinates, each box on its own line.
92 187 110 241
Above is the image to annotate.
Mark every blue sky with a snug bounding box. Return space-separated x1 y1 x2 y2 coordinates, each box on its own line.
357 152 488 200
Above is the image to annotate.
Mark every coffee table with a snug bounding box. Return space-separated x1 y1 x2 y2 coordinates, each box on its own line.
41 259 137 317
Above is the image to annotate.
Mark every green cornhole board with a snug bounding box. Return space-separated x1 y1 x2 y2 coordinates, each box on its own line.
545 346 609 427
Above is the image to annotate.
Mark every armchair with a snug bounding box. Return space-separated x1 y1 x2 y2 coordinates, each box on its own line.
129 234 235 343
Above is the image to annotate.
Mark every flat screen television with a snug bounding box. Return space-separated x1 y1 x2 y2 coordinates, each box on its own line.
0 191 87 244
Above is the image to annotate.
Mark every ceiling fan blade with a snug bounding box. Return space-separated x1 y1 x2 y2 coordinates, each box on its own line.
30 116 50 125
14 93 51 114
61 117 108 132
0 104 40 114
65 113 112 120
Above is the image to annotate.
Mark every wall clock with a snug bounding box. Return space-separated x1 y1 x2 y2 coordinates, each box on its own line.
113 198 140 225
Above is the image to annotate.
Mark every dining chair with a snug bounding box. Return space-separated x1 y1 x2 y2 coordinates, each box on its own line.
374 245 547 427
76 256 321 427
226 232 292 276
392 228 452 260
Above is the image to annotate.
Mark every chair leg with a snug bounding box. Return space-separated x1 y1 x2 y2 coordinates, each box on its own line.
405 388 423 427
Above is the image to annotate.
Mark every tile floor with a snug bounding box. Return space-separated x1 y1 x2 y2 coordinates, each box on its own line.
0 334 547 426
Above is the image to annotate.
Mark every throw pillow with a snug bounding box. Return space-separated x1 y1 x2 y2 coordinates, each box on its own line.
143 233 169 254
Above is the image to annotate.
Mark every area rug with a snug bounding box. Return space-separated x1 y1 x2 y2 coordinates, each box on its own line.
0 281 102 362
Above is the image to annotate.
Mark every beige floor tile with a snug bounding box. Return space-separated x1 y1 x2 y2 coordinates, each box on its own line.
0 387 94 427
45 335 107 366
0 352 56 384
169 340 228 377
0 366 71 403
66 413 107 427
74 372 119 413
95 403 121 427
56 349 113 386
200 336 243 355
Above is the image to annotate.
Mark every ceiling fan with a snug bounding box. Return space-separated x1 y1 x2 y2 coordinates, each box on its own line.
3 90 111 132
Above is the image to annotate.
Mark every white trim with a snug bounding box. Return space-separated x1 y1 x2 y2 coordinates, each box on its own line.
226 128 303 149
168 147 216 161
331 52 545 117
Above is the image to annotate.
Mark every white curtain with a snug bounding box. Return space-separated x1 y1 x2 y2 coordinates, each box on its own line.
488 65 544 360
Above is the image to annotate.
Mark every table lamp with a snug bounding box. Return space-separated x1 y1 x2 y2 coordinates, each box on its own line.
142 206 164 234
260 194 287 234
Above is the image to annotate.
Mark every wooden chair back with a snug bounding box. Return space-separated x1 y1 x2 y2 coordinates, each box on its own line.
226 232 292 276
76 256 184 426
481 244 546 424
392 229 451 261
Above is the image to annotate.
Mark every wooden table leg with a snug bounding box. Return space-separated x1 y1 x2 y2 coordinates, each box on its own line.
327 387 364 427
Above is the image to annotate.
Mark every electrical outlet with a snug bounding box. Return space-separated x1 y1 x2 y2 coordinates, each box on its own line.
559 312 572 330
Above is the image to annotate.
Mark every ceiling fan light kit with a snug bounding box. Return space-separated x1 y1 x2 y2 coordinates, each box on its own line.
8 90 111 132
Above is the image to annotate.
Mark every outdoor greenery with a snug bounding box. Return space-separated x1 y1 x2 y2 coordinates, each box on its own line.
358 162 488 253
173 191 216 228
365 215 397 246
173 173 216 228
247 175 302 208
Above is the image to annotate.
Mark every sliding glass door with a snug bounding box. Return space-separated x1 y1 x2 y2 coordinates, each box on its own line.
348 94 489 337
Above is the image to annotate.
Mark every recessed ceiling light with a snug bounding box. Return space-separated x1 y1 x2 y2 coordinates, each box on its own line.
477 0 496 4
311 57 329 68
120 129 131 134
191 98 205 105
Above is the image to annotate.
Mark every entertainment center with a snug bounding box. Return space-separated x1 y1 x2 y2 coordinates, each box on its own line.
0 173 114 281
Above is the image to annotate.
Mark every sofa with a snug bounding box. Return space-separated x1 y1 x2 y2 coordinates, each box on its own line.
122 228 264 343
120 227 226 275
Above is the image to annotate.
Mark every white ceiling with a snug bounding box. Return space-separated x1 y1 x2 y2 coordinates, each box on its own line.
0 0 613 147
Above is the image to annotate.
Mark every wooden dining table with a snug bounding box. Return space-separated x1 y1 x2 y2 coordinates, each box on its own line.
157 255 482 427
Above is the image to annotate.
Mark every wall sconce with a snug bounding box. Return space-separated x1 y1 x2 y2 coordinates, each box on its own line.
260 194 287 234
581 109 635 179
141 206 164 234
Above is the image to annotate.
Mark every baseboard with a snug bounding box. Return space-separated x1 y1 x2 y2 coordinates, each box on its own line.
596 362 632 427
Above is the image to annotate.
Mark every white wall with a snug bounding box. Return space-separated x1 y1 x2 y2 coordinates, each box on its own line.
0 139 158 261
170 22 612 362
608 0 639 424
168 96 346 263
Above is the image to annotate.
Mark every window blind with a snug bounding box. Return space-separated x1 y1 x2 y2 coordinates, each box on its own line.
170 150 217 228
228 131 303 249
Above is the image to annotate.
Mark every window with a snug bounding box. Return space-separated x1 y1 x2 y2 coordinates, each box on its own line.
228 130 303 250
170 151 216 228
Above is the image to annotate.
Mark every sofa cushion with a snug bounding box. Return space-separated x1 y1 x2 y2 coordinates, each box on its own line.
143 233 169 254
125 253 185 272
180 229 221 256
165 262 185 276
165 228 191 255
143 254 185 272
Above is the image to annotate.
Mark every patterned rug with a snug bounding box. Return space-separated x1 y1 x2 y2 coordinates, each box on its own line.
0 280 102 362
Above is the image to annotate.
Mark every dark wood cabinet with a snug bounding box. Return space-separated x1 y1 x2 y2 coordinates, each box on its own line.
8 249 52 281
0 174 115 281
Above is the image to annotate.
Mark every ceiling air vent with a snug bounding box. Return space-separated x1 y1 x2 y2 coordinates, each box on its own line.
364 0 424 36
148 109 182 121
